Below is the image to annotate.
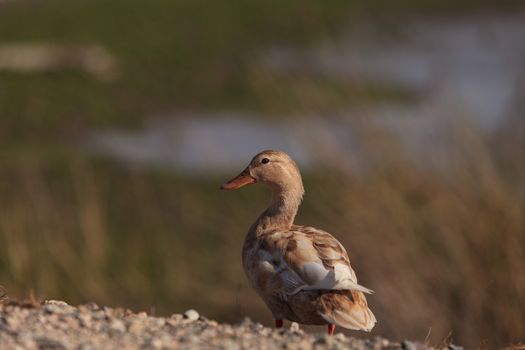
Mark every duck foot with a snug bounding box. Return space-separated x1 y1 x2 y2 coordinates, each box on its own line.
275 319 283 328
328 323 335 336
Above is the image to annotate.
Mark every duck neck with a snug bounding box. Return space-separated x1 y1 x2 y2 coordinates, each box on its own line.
253 183 303 236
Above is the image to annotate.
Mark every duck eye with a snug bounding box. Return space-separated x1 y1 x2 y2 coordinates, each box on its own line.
261 158 270 164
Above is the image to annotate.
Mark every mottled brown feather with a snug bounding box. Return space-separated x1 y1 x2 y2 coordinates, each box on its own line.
235 150 375 332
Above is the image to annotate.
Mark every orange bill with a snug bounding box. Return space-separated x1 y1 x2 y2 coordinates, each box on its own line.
221 168 256 190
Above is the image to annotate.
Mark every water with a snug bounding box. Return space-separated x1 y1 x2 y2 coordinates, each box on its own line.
262 13 525 130
89 13 525 173
89 115 357 172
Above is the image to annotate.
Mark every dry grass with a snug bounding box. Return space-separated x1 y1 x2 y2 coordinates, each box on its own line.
0 285 7 303
0 121 523 348
0 288 41 309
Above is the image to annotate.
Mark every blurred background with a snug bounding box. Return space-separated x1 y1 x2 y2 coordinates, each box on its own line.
0 0 524 347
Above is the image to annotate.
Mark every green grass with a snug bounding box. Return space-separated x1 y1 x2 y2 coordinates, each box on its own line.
0 0 356 141
1 0 523 142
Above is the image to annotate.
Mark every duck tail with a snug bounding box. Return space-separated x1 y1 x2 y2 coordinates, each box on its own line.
318 291 376 332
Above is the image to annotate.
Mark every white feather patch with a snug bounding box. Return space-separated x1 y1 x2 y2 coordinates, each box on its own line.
289 262 374 294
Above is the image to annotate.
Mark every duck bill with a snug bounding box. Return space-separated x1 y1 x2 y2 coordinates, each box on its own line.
221 168 256 190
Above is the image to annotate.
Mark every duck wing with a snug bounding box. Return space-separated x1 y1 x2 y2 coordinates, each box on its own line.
277 225 373 295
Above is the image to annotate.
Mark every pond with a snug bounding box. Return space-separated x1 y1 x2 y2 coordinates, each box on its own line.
89 13 525 173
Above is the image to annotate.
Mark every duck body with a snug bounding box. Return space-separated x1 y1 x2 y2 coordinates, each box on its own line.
222 150 376 333
243 224 376 331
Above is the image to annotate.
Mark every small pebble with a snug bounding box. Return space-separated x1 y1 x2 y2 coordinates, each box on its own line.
154 318 166 327
90 310 106 320
150 337 164 349
402 340 418 350
109 319 126 333
78 314 92 328
128 320 145 334
5 315 21 328
333 333 345 341
448 345 464 350
0 300 458 349
183 309 199 321
45 300 70 307
289 322 300 332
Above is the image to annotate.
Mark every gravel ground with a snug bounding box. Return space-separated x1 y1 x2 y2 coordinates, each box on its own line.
0 300 461 350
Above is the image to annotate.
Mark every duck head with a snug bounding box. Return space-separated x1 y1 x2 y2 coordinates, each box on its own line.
221 150 304 197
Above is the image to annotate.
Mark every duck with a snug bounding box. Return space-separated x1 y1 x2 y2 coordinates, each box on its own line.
221 150 376 335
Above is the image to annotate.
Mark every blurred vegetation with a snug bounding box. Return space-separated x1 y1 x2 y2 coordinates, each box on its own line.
0 0 356 142
1 0 525 348
1 0 523 141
